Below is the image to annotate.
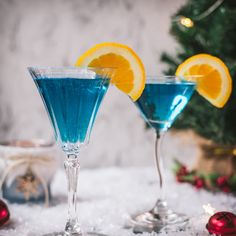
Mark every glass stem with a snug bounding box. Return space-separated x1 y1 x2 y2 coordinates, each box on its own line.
64 153 82 235
154 131 165 201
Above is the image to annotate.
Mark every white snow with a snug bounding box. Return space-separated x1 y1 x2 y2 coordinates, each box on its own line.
1 167 235 236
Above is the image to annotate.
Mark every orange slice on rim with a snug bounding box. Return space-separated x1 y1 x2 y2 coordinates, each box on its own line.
75 42 146 101
176 54 232 108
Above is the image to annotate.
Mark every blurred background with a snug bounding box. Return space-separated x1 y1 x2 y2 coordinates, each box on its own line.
0 0 222 168
0 0 236 171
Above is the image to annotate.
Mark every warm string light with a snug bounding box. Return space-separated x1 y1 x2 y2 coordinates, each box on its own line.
233 148 236 156
174 0 225 28
179 17 194 28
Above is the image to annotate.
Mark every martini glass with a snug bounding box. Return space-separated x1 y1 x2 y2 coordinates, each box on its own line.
28 67 113 236
130 75 196 233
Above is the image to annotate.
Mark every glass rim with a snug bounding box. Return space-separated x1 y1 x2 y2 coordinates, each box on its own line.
145 75 202 79
145 75 201 83
27 66 117 71
28 66 116 79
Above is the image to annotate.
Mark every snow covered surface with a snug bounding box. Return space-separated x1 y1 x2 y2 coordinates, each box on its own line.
1 167 235 236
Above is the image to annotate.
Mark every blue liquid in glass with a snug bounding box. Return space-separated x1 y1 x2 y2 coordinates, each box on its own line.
135 81 195 131
34 77 109 144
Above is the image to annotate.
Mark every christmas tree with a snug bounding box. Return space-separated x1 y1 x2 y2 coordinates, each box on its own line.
161 0 236 145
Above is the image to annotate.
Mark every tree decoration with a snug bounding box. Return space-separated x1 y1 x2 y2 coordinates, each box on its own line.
173 160 236 193
161 0 236 145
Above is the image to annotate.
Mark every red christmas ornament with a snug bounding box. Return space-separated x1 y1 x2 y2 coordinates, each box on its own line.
216 176 229 187
194 176 205 189
177 166 188 176
176 166 189 182
222 186 231 193
206 211 236 235
0 200 10 227
176 175 183 182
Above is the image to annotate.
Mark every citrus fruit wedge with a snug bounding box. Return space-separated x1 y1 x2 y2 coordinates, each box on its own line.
75 42 146 101
176 54 232 108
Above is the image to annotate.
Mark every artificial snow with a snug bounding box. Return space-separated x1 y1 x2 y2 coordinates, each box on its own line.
0 167 235 235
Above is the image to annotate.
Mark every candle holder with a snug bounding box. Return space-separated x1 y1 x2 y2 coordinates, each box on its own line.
0 140 59 205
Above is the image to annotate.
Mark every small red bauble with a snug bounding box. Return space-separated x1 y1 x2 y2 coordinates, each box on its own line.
177 166 188 176
0 200 10 227
222 186 231 193
216 176 229 187
206 211 236 235
194 177 205 189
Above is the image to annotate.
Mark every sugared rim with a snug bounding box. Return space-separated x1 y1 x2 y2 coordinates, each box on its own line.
27 66 116 71
28 66 115 79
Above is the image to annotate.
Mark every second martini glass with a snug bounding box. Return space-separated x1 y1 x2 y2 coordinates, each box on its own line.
130 75 196 233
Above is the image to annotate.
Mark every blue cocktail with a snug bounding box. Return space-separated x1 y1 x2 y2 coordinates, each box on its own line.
29 67 113 236
34 77 109 145
135 80 195 131
130 76 195 233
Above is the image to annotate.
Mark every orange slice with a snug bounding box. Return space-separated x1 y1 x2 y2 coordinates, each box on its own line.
176 54 232 108
75 42 146 101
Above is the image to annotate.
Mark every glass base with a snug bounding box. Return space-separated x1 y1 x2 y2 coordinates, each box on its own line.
127 199 188 234
64 220 82 236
